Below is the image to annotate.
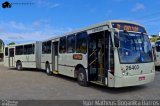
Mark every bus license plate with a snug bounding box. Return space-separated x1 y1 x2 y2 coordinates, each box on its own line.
139 76 145 81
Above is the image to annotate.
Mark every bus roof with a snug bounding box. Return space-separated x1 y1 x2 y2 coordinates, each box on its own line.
5 41 40 48
42 20 145 42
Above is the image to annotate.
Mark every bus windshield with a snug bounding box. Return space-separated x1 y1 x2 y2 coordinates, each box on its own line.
118 32 153 63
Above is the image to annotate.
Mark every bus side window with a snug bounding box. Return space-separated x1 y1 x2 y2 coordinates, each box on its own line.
16 46 23 55
67 35 75 53
76 32 87 54
5 47 8 56
42 41 51 54
24 44 33 55
42 42 46 54
46 41 51 54
59 37 66 53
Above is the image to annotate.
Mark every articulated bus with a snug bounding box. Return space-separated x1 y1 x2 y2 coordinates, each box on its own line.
5 20 155 88
4 42 42 70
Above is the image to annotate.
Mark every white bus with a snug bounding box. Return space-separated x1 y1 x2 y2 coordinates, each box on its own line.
40 20 155 87
4 20 155 88
4 41 42 70
153 40 160 66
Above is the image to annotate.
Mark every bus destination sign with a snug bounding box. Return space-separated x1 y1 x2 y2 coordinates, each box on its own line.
112 23 146 33
73 54 83 60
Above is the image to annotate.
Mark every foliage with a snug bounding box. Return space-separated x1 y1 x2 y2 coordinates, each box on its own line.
0 39 4 52
8 42 16 45
150 35 157 37
150 37 157 42
150 35 160 42
157 36 160 40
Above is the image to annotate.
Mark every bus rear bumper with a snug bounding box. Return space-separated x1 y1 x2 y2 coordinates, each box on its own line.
114 73 155 88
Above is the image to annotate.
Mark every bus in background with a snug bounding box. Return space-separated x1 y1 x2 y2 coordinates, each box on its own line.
151 42 156 63
153 40 160 66
41 20 155 87
4 41 41 70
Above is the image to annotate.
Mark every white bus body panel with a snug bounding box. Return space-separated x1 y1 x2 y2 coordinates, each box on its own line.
14 54 36 68
41 54 52 70
58 53 88 77
4 56 9 67
114 63 155 88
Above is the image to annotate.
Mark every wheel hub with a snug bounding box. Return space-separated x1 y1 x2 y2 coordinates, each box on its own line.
78 73 84 81
46 67 49 73
17 65 21 70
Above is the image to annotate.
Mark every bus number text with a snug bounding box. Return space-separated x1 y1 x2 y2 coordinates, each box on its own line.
126 65 139 70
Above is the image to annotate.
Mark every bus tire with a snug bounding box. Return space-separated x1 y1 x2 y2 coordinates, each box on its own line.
77 67 88 87
16 62 22 71
46 63 52 75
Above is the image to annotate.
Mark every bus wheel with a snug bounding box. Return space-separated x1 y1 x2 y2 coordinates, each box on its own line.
77 68 88 87
46 63 52 75
16 62 22 71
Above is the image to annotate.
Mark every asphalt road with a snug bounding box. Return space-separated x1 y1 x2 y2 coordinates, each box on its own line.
0 63 160 100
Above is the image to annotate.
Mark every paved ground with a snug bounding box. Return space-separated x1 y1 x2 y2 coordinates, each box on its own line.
0 62 160 100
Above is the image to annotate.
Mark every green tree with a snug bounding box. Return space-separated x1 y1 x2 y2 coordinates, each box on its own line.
8 42 16 45
157 36 160 40
150 37 157 42
0 39 4 52
150 35 157 37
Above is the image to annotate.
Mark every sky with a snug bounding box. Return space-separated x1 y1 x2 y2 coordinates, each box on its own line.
0 0 160 45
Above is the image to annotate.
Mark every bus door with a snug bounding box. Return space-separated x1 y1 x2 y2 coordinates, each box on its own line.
105 31 114 86
52 42 58 72
88 31 105 83
88 31 114 84
9 48 15 67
